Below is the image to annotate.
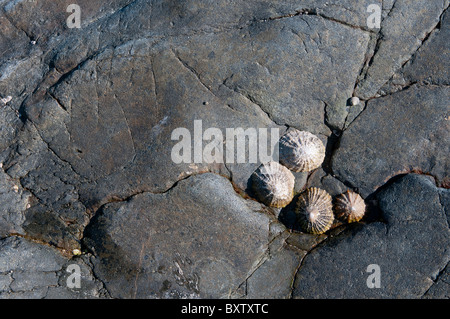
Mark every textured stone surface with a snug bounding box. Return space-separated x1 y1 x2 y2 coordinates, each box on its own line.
0 0 448 299
0 168 30 237
293 174 450 298
0 236 105 298
355 0 448 99
333 85 449 197
381 8 450 95
83 173 280 298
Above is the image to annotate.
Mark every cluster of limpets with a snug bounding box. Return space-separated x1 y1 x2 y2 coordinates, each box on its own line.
251 128 366 234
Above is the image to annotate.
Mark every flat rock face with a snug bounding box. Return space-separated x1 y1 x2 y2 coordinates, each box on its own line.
84 173 275 298
0 0 449 299
354 0 447 99
0 236 105 298
333 85 449 197
293 174 450 298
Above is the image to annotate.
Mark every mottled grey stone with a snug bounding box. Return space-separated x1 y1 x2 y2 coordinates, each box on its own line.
0 236 66 298
84 173 274 298
0 236 66 273
0 0 448 299
306 168 349 197
333 85 449 197
1 123 89 251
0 168 30 237
27 41 279 209
245 232 304 299
0 237 106 299
355 0 447 99
439 188 450 229
45 256 108 299
175 14 369 132
293 174 450 298
380 9 449 97
423 265 450 299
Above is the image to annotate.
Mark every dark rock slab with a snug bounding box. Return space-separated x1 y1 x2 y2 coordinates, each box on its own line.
0 236 66 298
355 0 447 99
306 168 348 197
174 14 369 132
402 8 450 86
2 123 89 251
1 0 133 47
0 168 30 237
26 40 279 210
244 232 304 299
333 85 449 197
381 9 449 96
293 174 450 298
0 236 106 299
83 173 275 298
1 0 448 298
45 256 109 299
423 265 450 299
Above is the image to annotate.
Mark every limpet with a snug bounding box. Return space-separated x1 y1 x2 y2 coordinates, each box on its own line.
295 187 333 234
251 161 295 208
279 129 325 172
334 190 366 223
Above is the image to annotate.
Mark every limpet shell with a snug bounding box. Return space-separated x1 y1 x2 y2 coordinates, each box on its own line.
295 187 333 234
334 190 366 223
279 129 325 172
251 161 295 208
350 96 360 106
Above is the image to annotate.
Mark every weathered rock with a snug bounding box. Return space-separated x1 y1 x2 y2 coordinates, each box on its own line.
26 40 280 208
423 265 450 299
293 174 450 298
381 9 449 96
306 168 348 197
45 256 109 299
245 232 305 299
0 168 30 237
0 236 106 299
175 14 369 132
1 123 89 251
0 236 66 298
333 85 449 197
83 173 276 298
0 0 448 299
355 0 448 99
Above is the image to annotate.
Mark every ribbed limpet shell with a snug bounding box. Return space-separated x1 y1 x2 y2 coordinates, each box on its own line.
279 130 325 172
295 187 333 234
334 190 366 223
251 161 295 208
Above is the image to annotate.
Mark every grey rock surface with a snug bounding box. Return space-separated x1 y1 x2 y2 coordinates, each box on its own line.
293 174 450 298
333 85 449 197
0 0 448 299
354 0 448 99
83 173 287 298
0 236 105 298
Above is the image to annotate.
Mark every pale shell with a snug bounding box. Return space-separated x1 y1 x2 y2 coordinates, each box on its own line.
334 190 366 223
251 161 295 208
350 96 360 106
295 187 333 234
279 130 325 172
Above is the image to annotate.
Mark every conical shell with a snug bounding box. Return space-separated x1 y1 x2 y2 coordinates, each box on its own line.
251 161 295 208
295 187 333 234
334 190 366 223
279 130 325 172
